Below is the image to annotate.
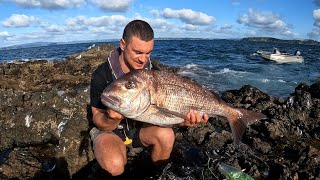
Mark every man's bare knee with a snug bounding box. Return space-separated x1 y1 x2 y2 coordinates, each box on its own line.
159 128 175 146
93 134 127 176
100 159 125 176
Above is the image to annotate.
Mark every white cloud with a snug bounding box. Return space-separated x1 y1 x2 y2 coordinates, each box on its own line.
236 9 302 39
2 14 38 27
10 0 41 7
4 29 89 45
90 26 117 34
282 30 297 38
181 24 197 31
307 28 320 39
6 31 50 42
313 9 320 27
10 0 85 9
41 24 65 33
159 8 215 25
308 9 320 40
65 16 86 26
92 0 132 12
150 9 162 17
0 31 10 39
3 14 127 45
63 15 129 35
149 18 173 30
237 9 289 31
86 15 128 27
65 15 128 28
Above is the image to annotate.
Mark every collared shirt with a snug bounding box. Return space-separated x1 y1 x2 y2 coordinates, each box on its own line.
108 47 152 80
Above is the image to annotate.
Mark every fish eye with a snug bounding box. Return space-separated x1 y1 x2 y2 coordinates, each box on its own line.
125 81 135 89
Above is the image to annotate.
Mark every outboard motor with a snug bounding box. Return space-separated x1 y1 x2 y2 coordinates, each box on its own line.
294 50 301 56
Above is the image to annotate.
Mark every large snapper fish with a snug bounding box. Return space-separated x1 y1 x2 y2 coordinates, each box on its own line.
101 69 267 143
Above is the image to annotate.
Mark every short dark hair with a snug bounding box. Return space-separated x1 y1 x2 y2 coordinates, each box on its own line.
122 20 154 43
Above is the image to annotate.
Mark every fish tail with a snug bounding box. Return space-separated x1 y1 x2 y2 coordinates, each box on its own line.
228 108 267 144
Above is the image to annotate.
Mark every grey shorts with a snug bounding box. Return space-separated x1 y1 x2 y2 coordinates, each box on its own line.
89 127 144 155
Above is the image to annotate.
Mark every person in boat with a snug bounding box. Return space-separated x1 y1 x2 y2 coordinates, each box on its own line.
294 50 301 56
273 48 281 54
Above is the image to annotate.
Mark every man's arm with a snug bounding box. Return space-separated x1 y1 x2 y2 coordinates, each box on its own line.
91 107 124 131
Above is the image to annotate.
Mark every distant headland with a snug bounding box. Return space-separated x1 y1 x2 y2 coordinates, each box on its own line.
241 37 320 46
2 37 319 50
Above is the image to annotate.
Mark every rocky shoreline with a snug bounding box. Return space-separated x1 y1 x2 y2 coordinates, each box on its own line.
0 44 319 179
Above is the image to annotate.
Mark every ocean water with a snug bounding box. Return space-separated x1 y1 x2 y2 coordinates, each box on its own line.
1 40 319 97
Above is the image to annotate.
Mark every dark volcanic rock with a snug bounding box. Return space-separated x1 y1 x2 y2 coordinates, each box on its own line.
0 44 319 179
0 44 116 179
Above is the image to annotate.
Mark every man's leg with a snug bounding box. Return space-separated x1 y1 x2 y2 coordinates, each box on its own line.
139 125 175 165
93 133 127 176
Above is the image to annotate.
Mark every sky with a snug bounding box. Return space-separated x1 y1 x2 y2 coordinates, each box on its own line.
0 0 320 47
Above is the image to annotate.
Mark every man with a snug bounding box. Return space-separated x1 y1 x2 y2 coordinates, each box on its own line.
90 19 208 176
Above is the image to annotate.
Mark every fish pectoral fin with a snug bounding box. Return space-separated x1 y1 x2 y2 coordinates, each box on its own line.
155 106 187 119
135 105 185 126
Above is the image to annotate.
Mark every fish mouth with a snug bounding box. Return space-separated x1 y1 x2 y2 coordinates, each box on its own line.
100 93 121 107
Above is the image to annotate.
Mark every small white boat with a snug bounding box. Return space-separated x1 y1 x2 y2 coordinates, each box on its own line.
256 48 304 63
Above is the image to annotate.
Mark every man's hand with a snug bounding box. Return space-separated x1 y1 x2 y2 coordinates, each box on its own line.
106 109 124 121
179 110 209 127
92 107 124 131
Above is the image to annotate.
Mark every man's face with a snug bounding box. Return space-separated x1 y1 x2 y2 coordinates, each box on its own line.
121 36 154 70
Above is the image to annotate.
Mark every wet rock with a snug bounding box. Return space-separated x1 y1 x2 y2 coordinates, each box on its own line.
0 44 112 179
309 82 320 99
252 138 272 154
222 85 271 107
